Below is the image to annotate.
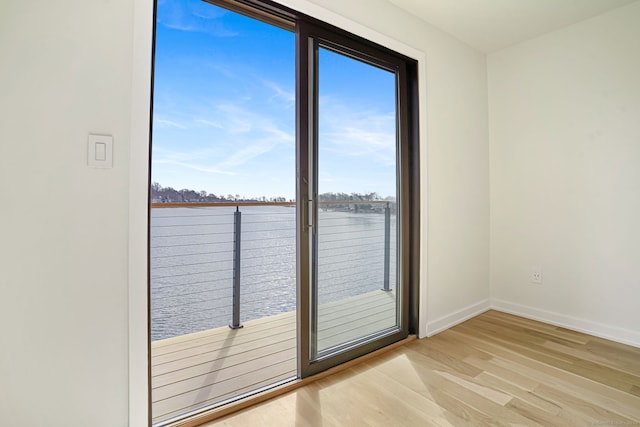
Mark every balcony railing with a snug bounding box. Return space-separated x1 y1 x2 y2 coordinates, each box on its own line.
150 201 397 342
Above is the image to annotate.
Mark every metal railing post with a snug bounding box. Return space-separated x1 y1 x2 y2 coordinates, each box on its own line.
230 206 243 329
382 202 391 292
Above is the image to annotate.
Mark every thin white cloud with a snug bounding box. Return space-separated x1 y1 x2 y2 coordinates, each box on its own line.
206 62 245 82
263 80 295 104
217 141 279 168
195 119 223 128
204 102 294 169
157 0 239 37
315 95 397 200
154 101 294 174
153 159 237 175
154 118 188 129
319 97 396 166
216 121 294 168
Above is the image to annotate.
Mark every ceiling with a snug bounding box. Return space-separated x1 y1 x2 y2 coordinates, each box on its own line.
387 0 638 53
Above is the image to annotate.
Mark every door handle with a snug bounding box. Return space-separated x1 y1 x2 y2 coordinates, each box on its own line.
307 199 314 229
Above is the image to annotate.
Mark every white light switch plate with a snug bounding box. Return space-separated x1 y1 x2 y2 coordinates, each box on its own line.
88 134 113 168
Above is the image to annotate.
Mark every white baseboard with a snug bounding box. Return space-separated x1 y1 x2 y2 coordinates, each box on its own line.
491 299 640 349
425 298 491 337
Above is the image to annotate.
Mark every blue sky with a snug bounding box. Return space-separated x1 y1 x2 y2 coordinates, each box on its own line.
152 0 397 199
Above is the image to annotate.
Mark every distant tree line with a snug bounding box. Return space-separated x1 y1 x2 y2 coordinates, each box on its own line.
317 191 395 213
151 182 289 203
151 183 394 213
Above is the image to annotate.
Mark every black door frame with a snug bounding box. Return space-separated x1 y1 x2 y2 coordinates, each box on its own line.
295 15 419 377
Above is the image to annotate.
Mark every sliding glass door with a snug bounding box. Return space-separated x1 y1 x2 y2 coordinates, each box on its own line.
149 0 419 423
297 21 413 376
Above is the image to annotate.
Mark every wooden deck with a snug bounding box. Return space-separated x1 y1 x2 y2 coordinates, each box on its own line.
151 289 397 424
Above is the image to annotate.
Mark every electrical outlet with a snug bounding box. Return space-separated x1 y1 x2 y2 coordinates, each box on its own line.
530 267 542 284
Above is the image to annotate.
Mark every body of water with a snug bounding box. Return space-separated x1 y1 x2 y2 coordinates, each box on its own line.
150 206 396 341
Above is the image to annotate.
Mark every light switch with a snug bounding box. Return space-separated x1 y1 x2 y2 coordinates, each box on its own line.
95 142 107 161
88 134 113 168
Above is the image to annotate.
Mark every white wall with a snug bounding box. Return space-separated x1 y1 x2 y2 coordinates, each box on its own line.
287 0 490 334
1 0 490 425
0 1 133 426
489 1 640 346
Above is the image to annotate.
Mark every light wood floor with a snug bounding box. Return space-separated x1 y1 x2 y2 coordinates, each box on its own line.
201 310 640 427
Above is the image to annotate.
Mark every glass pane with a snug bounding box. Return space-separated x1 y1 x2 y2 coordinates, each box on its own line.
314 47 399 357
150 1 296 424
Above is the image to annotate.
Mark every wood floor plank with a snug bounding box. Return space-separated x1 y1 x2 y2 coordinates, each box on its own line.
154 359 296 421
466 324 640 394
153 329 296 377
449 327 640 419
157 370 297 424
154 349 296 400
504 397 572 427
473 372 560 415
325 364 440 426
405 337 484 377
354 351 485 427
533 383 638 425
152 321 295 364
153 339 296 388
360 345 540 426
152 313 294 355
476 316 640 390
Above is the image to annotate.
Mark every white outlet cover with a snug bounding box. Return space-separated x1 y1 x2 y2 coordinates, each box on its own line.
530 267 542 284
